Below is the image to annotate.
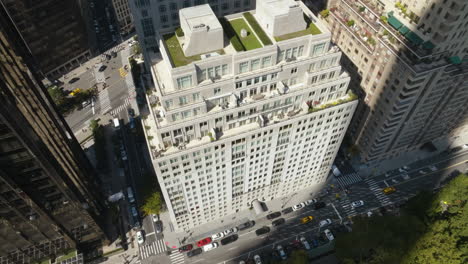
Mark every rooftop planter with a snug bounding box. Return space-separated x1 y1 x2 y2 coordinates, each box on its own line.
275 14 321 41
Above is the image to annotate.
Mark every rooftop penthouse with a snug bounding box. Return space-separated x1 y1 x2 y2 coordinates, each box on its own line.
150 0 325 94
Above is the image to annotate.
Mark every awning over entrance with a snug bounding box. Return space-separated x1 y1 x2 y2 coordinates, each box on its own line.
252 199 267 214
388 15 402 29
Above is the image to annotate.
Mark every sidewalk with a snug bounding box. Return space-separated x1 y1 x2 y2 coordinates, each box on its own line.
161 182 330 249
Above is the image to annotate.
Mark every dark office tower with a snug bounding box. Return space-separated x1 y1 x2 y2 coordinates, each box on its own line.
1 0 91 79
0 5 105 264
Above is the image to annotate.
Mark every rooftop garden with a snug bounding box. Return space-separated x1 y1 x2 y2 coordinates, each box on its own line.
163 33 201 67
220 17 262 51
56 249 77 262
275 15 322 41
242 12 272 46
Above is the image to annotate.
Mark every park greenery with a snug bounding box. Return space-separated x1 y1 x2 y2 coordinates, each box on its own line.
320 9 330 18
141 191 163 216
47 85 97 115
335 174 468 264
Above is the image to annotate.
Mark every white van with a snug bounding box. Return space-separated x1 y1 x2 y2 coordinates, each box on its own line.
203 242 218 252
113 118 120 128
127 187 135 203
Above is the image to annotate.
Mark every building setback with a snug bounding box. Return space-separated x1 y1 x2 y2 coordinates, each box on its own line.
142 0 358 231
1 0 91 79
323 0 468 164
0 5 105 263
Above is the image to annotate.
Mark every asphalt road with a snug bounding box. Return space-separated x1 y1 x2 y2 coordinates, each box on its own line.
135 149 468 264
65 43 134 131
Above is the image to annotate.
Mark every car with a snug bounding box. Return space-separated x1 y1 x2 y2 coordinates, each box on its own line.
311 237 319 247
111 51 117 58
429 165 437 172
276 245 287 260
382 186 396 194
196 237 212 247
255 226 270 236
239 261 245 264
121 151 128 161
314 202 326 210
253 255 262 264
281 207 293 214
300 236 311 250
128 108 135 117
292 202 305 211
401 173 410 180
68 77 80 84
202 242 218 252
81 100 91 108
419 170 427 175
223 227 238 236
351 200 364 208
211 232 224 240
324 229 335 241
403 165 410 170
463 144 468 149
367 211 373 217
187 248 202 257
178 244 193 253
98 65 107 72
305 199 318 205
220 234 238 245
272 218 285 227
319 219 332 227
154 220 163 233
398 168 407 173
237 220 255 230
151 214 158 222
266 212 281 220
136 231 144 244
131 206 138 217
301 216 313 224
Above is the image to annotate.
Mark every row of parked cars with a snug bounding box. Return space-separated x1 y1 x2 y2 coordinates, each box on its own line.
181 220 256 257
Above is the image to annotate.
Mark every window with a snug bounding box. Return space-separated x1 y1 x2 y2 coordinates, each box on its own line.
172 113 180 121
262 56 271 68
159 4 166 12
214 87 221 95
215 66 221 76
291 67 298 74
298 46 304 57
239 62 249 73
160 15 168 23
246 79 252 86
236 81 242 88
222 3 229 9
251 59 260 71
165 99 173 109
141 18 155 37
222 64 228 75
261 75 267 82
182 110 191 119
170 2 177 10
313 43 326 56
329 71 335 79
199 69 207 82
179 96 188 105
177 76 192 89
193 93 200 101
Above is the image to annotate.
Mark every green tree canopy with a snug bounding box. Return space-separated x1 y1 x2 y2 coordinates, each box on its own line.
141 192 163 216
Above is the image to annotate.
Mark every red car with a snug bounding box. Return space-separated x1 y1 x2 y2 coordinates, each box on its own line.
196 237 212 247
178 244 193 253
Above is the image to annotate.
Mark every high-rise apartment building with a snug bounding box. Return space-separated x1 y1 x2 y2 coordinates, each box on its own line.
142 0 357 231
129 0 256 53
0 6 105 263
1 0 91 79
324 0 468 164
111 0 134 35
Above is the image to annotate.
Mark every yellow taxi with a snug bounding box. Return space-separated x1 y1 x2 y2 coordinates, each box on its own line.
382 186 396 195
301 216 314 224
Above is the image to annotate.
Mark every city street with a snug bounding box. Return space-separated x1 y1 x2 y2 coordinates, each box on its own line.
133 148 468 264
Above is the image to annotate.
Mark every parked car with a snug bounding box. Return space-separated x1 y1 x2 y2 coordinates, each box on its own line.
281 207 293 214
202 242 218 252
300 216 313 224
319 219 332 227
314 202 326 210
292 202 306 211
311 237 319 247
81 100 91 108
187 248 202 257
305 199 317 205
220 234 238 245
429 165 437 172
98 65 107 72
178 244 193 253
277 245 287 260
266 212 281 220
272 218 285 227
211 232 224 240
255 226 270 236
382 186 396 195
300 237 311 250
68 77 80 84
223 227 238 236
196 237 212 247
131 206 138 217
324 229 335 241
151 214 158 222
403 165 410 170
237 220 255 231
254 255 262 264
398 168 407 173
128 108 135 117
154 220 163 233
136 231 145 244
351 200 364 208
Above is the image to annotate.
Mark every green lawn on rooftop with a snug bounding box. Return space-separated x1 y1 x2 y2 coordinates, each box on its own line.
56 249 77 262
163 33 201 67
275 21 321 42
228 18 262 51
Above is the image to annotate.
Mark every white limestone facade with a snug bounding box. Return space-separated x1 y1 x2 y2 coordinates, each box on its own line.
144 2 358 231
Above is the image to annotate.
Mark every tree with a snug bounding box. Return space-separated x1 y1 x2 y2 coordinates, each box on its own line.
320 9 330 18
141 192 163 216
347 20 355 27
